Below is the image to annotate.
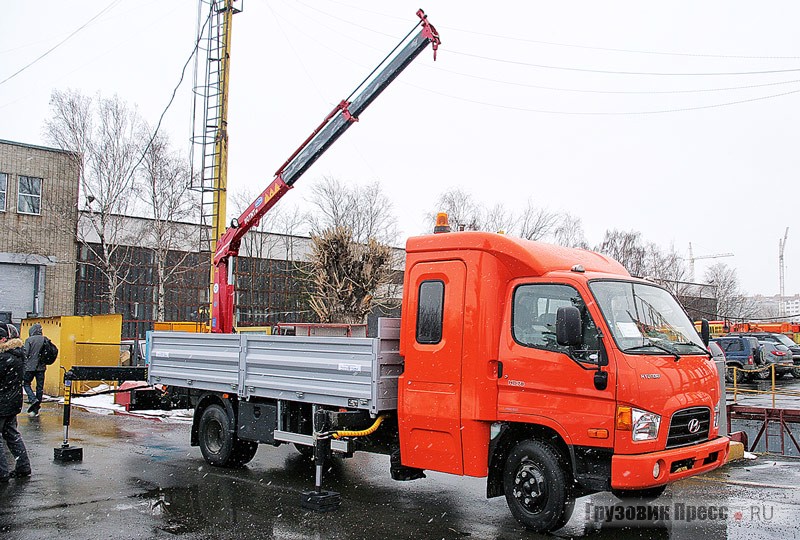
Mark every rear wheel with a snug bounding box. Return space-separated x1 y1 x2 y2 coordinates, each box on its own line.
503 440 574 533
612 485 667 501
229 439 258 466
198 404 256 467
726 364 747 384
792 367 800 379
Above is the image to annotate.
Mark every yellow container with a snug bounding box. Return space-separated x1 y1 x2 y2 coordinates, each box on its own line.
21 314 122 397
153 321 209 333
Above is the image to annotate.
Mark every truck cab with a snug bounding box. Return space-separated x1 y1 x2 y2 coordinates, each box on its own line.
398 231 729 532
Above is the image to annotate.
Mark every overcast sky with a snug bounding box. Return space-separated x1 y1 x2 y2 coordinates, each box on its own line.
2 1 798 299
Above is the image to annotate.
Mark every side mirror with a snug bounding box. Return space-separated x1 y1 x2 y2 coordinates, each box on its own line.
700 319 710 347
594 370 609 391
556 306 582 347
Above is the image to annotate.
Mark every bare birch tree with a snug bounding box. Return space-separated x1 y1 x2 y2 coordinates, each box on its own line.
45 89 144 313
428 190 564 241
704 263 758 320
430 188 482 232
303 178 401 323
553 213 588 249
307 176 398 244
138 131 197 321
518 200 560 241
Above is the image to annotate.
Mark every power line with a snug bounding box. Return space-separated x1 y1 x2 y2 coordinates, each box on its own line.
298 0 800 60
292 0 398 40
0 0 124 87
432 65 800 95
124 9 213 186
448 50 800 77
269 1 800 116
443 28 800 62
404 81 800 116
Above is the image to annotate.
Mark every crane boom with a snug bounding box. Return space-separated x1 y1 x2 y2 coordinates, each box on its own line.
211 9 440 333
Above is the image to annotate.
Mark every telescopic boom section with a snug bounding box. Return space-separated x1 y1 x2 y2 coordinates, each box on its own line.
211 10 440 333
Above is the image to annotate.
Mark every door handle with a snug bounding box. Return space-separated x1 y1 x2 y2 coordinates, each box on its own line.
497 361 503 379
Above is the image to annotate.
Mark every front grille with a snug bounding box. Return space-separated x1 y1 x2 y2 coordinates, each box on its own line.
666 407 710 448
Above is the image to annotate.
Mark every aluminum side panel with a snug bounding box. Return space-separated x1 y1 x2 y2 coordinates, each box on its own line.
148 332 240 394
243 335 377 411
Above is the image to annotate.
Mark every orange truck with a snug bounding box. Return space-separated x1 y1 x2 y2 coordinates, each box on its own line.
148 225 729 532
147 9 727 532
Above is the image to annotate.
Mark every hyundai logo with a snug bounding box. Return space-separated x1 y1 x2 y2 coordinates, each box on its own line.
687 418 701 434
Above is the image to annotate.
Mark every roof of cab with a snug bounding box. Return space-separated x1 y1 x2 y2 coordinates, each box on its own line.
406 231 629 278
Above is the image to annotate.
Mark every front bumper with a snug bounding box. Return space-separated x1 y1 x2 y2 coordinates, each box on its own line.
611 436 729 489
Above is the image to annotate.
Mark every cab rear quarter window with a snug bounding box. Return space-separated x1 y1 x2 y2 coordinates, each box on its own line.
416 280 444 344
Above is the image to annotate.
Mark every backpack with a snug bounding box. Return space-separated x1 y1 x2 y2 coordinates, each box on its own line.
40 337 59 366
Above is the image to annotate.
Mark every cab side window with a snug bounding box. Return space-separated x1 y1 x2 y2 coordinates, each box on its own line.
512 284 601 359
416 280 444 344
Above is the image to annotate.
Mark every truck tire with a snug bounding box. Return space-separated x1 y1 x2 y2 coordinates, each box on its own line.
198 404 254 468
725 364 746 384
229 439 259 466
503 440 574 533
611 485 667 501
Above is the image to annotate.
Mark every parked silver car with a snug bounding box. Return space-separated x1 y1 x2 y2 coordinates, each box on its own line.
756 341 794 379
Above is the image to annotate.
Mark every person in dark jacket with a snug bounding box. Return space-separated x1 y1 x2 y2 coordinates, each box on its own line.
23 322 46 416
0 323 32 482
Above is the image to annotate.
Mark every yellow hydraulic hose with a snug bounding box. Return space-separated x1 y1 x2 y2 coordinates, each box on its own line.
331 415 386 439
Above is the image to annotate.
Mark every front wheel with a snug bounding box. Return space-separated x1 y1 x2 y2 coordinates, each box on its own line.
503 440 574 533
791 367 800 379
612 485 667 501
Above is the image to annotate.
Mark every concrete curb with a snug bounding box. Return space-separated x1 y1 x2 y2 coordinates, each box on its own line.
726 441 745 462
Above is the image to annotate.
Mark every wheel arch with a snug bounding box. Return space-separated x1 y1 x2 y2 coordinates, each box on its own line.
487 422 573 499
191 392 237 446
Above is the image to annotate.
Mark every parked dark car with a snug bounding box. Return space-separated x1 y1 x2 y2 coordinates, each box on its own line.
756 341 794 379
711 336 760 383
730 332 800 378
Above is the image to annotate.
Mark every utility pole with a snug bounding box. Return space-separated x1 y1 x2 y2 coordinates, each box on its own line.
779 227 789 317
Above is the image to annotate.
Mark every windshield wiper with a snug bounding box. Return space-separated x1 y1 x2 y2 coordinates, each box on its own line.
624 341 680 361
674 342 712 358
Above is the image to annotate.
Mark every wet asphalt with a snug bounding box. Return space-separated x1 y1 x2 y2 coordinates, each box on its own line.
1 403 798 540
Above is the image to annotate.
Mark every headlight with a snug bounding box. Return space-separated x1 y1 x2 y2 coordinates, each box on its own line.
714 405 720 428
632 408 661 441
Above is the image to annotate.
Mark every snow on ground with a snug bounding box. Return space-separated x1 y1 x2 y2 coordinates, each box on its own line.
51 384 193 423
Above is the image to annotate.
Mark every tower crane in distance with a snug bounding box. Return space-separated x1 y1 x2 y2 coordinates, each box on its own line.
688 242 734 282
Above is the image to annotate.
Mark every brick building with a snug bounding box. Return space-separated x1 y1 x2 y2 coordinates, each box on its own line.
0 139 79 323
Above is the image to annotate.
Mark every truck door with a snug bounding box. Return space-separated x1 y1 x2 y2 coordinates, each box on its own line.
398 260 466 475
498 281 617 450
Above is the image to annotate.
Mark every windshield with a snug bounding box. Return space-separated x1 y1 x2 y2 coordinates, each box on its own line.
589 280 705 356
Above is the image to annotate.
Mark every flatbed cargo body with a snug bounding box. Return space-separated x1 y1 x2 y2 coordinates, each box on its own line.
148 319 402 414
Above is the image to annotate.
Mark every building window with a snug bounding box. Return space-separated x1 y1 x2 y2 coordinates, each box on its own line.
416 280 444 344
18 175 42 215
0 172 6 212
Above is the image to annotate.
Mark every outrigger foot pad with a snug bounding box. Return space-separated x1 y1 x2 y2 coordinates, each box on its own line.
54 445 83 462
300 490 341 512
